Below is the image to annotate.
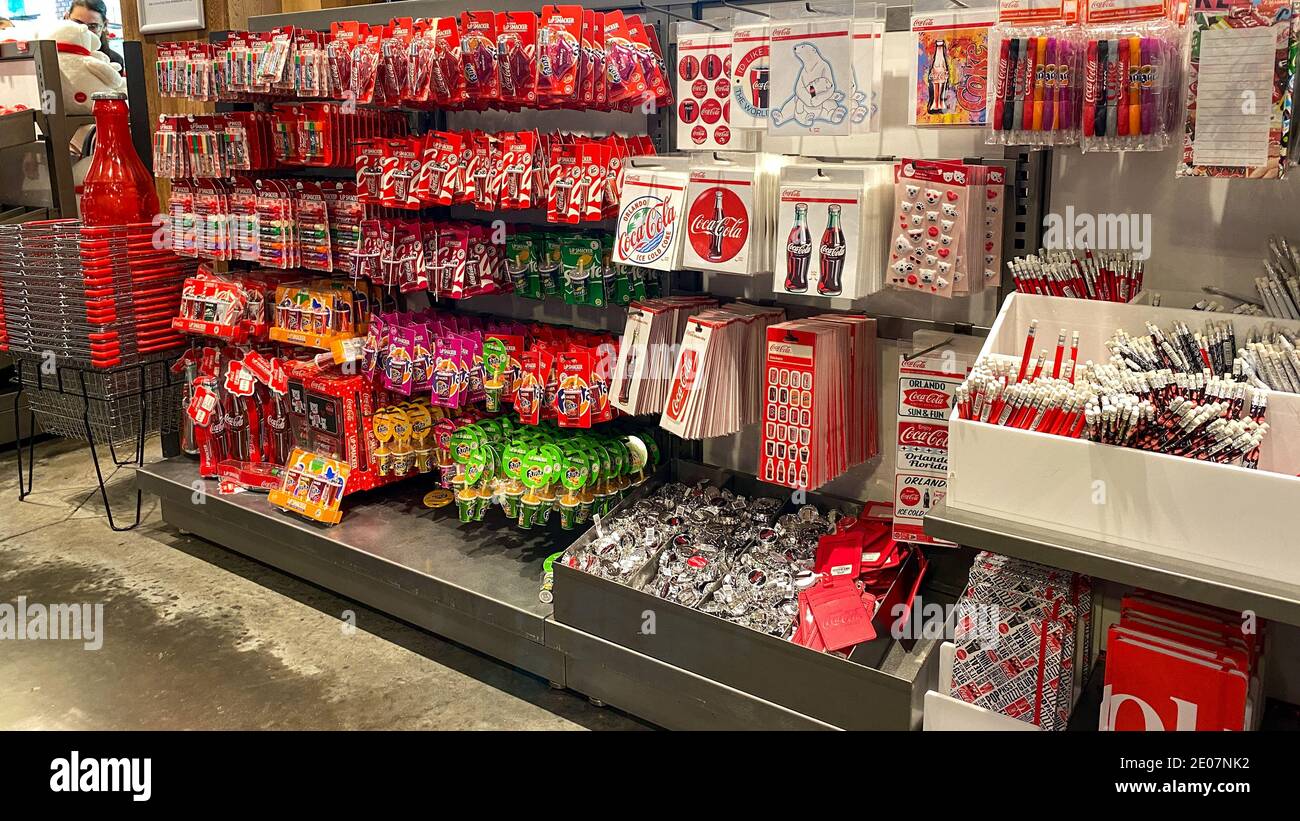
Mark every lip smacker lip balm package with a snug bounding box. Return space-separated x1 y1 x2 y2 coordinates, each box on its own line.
537 5 583 105
497 11 538 105
460 10 500 107
430 16 466 107
603 11 648 107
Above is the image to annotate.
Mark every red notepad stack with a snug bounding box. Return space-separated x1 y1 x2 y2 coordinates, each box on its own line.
1101 591 1263 731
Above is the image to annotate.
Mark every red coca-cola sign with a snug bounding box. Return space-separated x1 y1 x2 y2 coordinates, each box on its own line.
902 388 950 411
687 186 747 263
898 421 948 449
900 487 922 506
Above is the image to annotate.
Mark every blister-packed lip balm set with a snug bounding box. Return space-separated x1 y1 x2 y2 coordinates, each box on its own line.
156 8 674 114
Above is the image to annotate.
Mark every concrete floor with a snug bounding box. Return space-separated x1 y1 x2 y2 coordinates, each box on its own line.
0 437 648 730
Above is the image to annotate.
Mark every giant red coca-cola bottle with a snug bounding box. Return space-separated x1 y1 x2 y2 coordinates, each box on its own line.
817 204 846 296
784 202 811 293
80 92 159 226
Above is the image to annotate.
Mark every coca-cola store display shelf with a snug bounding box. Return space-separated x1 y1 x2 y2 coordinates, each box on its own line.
937 293 1300 617
136 455 964 729
552 461 973 730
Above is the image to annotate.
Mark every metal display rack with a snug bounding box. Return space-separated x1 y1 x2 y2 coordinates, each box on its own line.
124 0 1154 730
15 352 183 530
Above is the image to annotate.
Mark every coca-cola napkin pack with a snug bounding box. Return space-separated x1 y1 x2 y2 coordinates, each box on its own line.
774 162 892 300
1101 591 1264 731
949 553 1094 730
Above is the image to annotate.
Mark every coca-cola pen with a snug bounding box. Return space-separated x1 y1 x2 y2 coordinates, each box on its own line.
993 37 1011 132
1012 37 1028 131
1022 36 1039 131
1032 36 1046 131
1004 37 1021 133
1018 319 1038 383
1140 38 1154 136
1052 329 1066 378
1116 38 1130 138
1057 38 1073 133
1030 350 1047 382
1043 37 1057 132
1067 331 1080 383
1126 37 1141 137
1107 39 1121 139
1083 39 1099 139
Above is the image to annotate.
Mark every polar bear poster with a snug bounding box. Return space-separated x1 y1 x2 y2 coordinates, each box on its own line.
768 20 852 137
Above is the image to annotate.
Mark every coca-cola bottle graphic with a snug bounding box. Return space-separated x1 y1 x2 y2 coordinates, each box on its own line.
707 189 726 262
817 204 846 296
926 39 951 116
784 203 811 293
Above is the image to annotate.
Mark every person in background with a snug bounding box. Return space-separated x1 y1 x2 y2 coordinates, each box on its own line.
65 0 123 73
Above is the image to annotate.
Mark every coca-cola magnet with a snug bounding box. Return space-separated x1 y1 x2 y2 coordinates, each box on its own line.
676 31 743 149
682 169 754 273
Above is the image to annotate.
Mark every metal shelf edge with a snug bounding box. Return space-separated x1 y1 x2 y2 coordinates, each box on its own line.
925 500 1300 627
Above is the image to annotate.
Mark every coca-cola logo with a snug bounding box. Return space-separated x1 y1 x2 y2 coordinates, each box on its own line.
900 487 922 506
903 388 950 410
1084 57 1099 104
898 423 948 449
687 186 748 264
617 194 678 266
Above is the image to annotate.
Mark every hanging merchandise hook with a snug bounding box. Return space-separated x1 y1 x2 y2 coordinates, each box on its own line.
719 0 772 17
639 1 722 29
949 0 970 7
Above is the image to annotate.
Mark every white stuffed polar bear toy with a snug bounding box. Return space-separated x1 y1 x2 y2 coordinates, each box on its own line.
37 20 125 114
771 42 847 128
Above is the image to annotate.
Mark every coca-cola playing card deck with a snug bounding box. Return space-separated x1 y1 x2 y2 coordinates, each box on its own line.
660 303 785 439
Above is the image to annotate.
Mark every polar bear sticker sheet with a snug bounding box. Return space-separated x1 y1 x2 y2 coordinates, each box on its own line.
767 18 853 138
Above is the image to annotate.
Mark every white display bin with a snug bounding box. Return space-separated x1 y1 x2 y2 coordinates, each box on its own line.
923 642 1042 731
947 293 1300 586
